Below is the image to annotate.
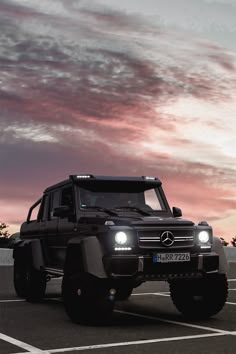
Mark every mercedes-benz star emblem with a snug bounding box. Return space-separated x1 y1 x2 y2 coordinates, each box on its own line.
160 231 175 247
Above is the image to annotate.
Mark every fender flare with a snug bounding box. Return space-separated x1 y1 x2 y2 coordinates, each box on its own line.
212 236 229 274
64 236 107 278
13 239 45 271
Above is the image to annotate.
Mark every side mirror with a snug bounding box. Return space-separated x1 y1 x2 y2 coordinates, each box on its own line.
172 207 182 218
53 205 73 218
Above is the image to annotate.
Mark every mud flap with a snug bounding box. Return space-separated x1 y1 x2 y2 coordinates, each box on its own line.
212 237 229 274
13 239 44 270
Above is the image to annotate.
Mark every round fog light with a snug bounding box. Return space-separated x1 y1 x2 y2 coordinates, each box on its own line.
198 231 209 243
110 288 116 295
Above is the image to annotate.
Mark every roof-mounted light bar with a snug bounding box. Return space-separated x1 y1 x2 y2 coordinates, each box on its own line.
142 176 156 180
70 174 94 180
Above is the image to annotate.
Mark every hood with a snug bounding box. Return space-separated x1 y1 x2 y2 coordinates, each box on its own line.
79 215 195 227
130 216 194 227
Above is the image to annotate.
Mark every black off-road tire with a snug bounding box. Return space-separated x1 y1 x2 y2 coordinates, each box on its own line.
116 287 133 300
62 274 114 325
169 273 228 319
14 260 46 301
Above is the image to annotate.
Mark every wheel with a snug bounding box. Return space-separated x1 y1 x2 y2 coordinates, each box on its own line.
115 287 133 300
14 261 27 298
14 260 46 301
169 274 228 319
62 274 115 325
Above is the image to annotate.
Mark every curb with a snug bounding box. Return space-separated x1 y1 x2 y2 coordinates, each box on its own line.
0 248 13 265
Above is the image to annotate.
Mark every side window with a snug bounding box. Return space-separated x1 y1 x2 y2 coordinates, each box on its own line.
42 195 49 221
61 186 74 210
49 190 60 219
30 202 41 222
27 198 42 222
36 194 49 222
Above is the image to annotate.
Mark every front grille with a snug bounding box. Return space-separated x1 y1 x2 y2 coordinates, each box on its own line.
138 228 194 249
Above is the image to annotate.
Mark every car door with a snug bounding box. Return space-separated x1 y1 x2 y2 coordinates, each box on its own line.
57 186 77 262
46 185 77 269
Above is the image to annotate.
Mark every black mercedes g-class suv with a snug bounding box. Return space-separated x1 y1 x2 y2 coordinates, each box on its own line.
13 174 228 324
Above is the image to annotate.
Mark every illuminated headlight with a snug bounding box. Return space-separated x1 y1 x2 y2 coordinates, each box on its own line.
198 231 210 243
115 231 128 245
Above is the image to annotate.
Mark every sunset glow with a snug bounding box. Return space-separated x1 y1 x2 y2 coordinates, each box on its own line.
0 0 236 241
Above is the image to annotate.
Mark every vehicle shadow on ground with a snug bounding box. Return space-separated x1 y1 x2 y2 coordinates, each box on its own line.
39 295 223 329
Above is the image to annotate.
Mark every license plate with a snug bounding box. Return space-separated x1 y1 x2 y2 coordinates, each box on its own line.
153 253 190 263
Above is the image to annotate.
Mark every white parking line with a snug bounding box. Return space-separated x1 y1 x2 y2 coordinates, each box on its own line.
133 291 236 306
12 333 226 354
0 333 48 354
13 307 234 354
133 292 170 297
4 287 236 354
116 310 231 334
0 299 25 303
50 333 226 353
152 292 170 297
0 298 62 303
228 279 236 281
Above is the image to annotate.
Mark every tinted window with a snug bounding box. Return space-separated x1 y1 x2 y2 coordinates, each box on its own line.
29 201 41 221
38 195 49 221
79 186 166 211
49 190 60 219
61 186 74 210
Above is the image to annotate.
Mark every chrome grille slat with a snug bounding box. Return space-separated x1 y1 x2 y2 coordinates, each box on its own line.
175 238 194 242
139 238 160 241
138 229 194 249
139 237 193 242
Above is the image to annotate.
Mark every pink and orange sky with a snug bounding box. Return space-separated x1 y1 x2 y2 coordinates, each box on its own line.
0 0 236 241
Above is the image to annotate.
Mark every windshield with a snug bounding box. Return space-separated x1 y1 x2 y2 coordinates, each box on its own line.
78 182 167 213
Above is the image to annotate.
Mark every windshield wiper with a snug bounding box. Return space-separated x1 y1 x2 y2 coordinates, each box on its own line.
82 206 118 216
114 206 151 216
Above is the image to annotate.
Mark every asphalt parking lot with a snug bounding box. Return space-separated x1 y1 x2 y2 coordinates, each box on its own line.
0 265 236 354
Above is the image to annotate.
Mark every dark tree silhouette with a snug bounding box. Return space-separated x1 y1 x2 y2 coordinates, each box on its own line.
231 237 236 247
220 237 229 247
0 222 11 247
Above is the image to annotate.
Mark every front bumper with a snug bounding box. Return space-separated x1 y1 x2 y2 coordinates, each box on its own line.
103 253 219 280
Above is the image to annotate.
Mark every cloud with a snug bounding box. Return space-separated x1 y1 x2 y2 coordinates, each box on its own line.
1 134 235 236
0 0 236 240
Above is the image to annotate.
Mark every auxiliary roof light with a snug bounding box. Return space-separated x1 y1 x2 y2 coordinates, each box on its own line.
70 174 94 180
76 174 93 179
143 176 156 180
